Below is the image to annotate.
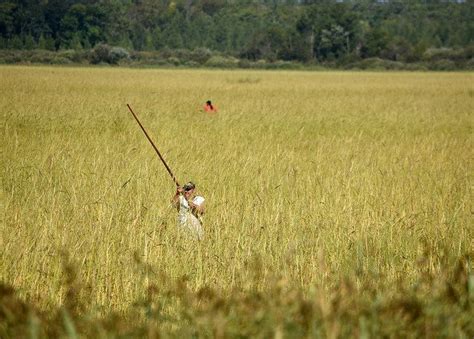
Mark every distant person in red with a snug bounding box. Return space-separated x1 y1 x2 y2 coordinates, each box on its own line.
203 100 218 113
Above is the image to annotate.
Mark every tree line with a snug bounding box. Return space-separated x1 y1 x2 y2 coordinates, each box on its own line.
0 0 472 68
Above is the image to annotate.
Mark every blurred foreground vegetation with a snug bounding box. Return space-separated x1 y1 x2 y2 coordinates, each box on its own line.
2 253 473 337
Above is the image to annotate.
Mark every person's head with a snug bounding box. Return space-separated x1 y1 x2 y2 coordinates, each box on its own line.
206 100 214 109
183 181 195 197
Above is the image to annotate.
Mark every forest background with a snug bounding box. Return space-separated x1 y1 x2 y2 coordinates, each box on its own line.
0 0 473 70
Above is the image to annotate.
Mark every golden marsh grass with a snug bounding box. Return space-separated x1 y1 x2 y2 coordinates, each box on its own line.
1 66 473 335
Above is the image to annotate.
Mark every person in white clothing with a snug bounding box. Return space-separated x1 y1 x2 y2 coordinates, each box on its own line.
171 181 205 240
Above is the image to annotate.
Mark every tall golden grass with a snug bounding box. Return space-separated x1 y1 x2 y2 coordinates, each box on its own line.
1 66 473 336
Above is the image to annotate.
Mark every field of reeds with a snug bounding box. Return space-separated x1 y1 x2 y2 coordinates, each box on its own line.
1 66 473 337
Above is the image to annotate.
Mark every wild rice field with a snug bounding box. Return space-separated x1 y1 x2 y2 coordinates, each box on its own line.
1 66 473 337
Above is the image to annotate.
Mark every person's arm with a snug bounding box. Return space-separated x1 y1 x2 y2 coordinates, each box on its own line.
190 197 205 215
190 202 204 215
171 187 184 209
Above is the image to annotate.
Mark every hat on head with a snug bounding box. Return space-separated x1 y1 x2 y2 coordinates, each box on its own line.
183 181 195 192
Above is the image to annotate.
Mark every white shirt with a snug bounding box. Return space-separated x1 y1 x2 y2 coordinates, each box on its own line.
177 195 205 239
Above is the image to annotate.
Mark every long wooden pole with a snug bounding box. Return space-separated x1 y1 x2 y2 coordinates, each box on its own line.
127 104 179 187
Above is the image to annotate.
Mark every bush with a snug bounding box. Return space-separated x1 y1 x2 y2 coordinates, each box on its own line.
423 48 464 62
265 60 302 70
167 57 180 66
0 47 470 70
89 44 130 65
50 56 72 65
57 49 87 63
463 45 474 59
130 51 162 64
190 47 212 64
404 63 428 71
205 55 239 68
29 50 56 63
346 57 406 70
429 59 457 71
236 59 303 70
90 43 111 64
465 58 474 70
159 47 174 59
109 47 130 64
238 59 252 68
174 49 192 61
184 60 200 67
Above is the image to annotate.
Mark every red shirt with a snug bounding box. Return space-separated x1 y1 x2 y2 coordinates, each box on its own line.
204 104 218 112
